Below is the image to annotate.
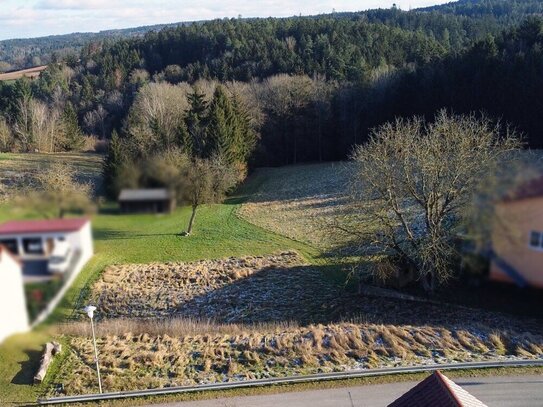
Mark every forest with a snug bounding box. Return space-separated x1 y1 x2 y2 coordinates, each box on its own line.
1 0 543 190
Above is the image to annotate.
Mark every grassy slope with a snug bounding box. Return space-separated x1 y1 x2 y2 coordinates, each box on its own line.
0 168 318 405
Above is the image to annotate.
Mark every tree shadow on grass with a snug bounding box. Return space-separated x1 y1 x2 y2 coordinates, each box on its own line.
177 263 543 334
93 229 180 240
11 349 42 385
93 254 543 335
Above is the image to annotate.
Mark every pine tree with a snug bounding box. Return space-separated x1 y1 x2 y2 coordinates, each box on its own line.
206 85 237 161
103 130 124 199
61 102 85 151
231 93 257 163
185 87 208 157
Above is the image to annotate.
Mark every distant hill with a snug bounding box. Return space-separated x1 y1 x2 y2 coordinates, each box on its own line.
1 0 543 72
0 21 195 72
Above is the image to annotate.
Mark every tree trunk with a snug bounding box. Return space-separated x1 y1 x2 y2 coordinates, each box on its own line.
421 270 437 295
34 342 62 383
186 205 197 235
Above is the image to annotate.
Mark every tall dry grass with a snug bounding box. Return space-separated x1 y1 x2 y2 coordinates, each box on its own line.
57 317 299 338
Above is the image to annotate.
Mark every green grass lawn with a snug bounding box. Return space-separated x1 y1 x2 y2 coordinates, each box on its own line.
0 191 319 405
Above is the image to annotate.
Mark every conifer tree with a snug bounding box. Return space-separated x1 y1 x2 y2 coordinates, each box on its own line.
61 102 85 151
206 85 237 162
185 87 208 157
102 130 124 198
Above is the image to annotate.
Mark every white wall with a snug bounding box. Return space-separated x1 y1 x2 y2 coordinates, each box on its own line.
0 251 28 343
76 222 94 262
30 222 94 328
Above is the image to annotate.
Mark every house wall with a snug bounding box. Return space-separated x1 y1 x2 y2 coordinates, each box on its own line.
0 221 94 260
491 198 543 288
29 222 94 327
78 222 94 264
0 251 28 343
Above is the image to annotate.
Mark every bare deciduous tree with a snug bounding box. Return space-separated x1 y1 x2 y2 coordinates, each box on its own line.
349 110 520 292
0 116 13 152
126 82 191 154
16 163 94 218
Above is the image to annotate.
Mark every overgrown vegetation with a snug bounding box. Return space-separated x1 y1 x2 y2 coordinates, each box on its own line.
53 320 543 395
349 111 520 292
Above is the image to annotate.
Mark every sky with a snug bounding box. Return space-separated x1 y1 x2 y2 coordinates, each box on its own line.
0 0 453 41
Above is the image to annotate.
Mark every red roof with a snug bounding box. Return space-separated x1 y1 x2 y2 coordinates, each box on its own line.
388 371 488 407
0 218 89 236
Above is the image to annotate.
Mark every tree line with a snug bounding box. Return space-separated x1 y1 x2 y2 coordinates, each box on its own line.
1 2 543 172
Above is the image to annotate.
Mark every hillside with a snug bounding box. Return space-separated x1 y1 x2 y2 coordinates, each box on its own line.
2 0 543 72
0 22 194 72
238 163 354 250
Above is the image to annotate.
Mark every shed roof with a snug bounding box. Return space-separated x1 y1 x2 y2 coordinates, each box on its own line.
118 188 172 202
0 218 89 236
388 371 487 407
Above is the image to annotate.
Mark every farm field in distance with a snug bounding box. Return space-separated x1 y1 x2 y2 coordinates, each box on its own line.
0 152 104 200
0 155 542 405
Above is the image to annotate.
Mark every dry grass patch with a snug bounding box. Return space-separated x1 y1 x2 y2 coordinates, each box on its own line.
238 163 356 250
52 320 543 396
0 152 103 200
90 252 338 323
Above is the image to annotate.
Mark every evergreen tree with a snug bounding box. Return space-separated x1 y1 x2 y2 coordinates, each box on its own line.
61 102 85 151
185 87 208 157
231 93 257 163
206 85 238 162
102 130 124 198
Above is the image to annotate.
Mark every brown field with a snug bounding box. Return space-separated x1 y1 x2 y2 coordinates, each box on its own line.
0 152 104 201
0 65 47 81
89 252 338 323
49 251 543 396
54 319 543 395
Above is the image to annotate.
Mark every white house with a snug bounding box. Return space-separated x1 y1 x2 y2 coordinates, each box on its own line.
0 246 28 343
0 218 93 268
0 218 94 328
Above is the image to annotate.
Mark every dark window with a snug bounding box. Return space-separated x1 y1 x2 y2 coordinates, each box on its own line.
22 238 44 255
0 239 18 255
530 231 541 248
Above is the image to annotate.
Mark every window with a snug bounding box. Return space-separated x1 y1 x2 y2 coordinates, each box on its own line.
530 231 543 249
0 239 18 255
22 238 44 255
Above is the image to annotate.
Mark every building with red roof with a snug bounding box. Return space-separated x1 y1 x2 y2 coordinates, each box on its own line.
0 218 92 264
389 371 488 407
0 218 94 330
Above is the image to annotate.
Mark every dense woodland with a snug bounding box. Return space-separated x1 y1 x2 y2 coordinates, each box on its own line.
1 0 543 193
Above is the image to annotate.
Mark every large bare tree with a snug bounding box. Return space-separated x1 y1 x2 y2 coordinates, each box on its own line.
349 110 520 292
16 163 94 218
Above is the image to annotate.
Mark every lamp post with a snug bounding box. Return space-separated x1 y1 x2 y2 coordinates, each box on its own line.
84 305 102 394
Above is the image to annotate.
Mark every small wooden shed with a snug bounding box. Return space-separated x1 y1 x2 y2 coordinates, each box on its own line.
118 189 176 214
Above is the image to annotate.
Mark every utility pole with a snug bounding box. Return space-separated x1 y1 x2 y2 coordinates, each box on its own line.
84 305 102 394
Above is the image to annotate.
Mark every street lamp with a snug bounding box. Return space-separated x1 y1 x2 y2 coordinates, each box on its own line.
83 305 103 394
